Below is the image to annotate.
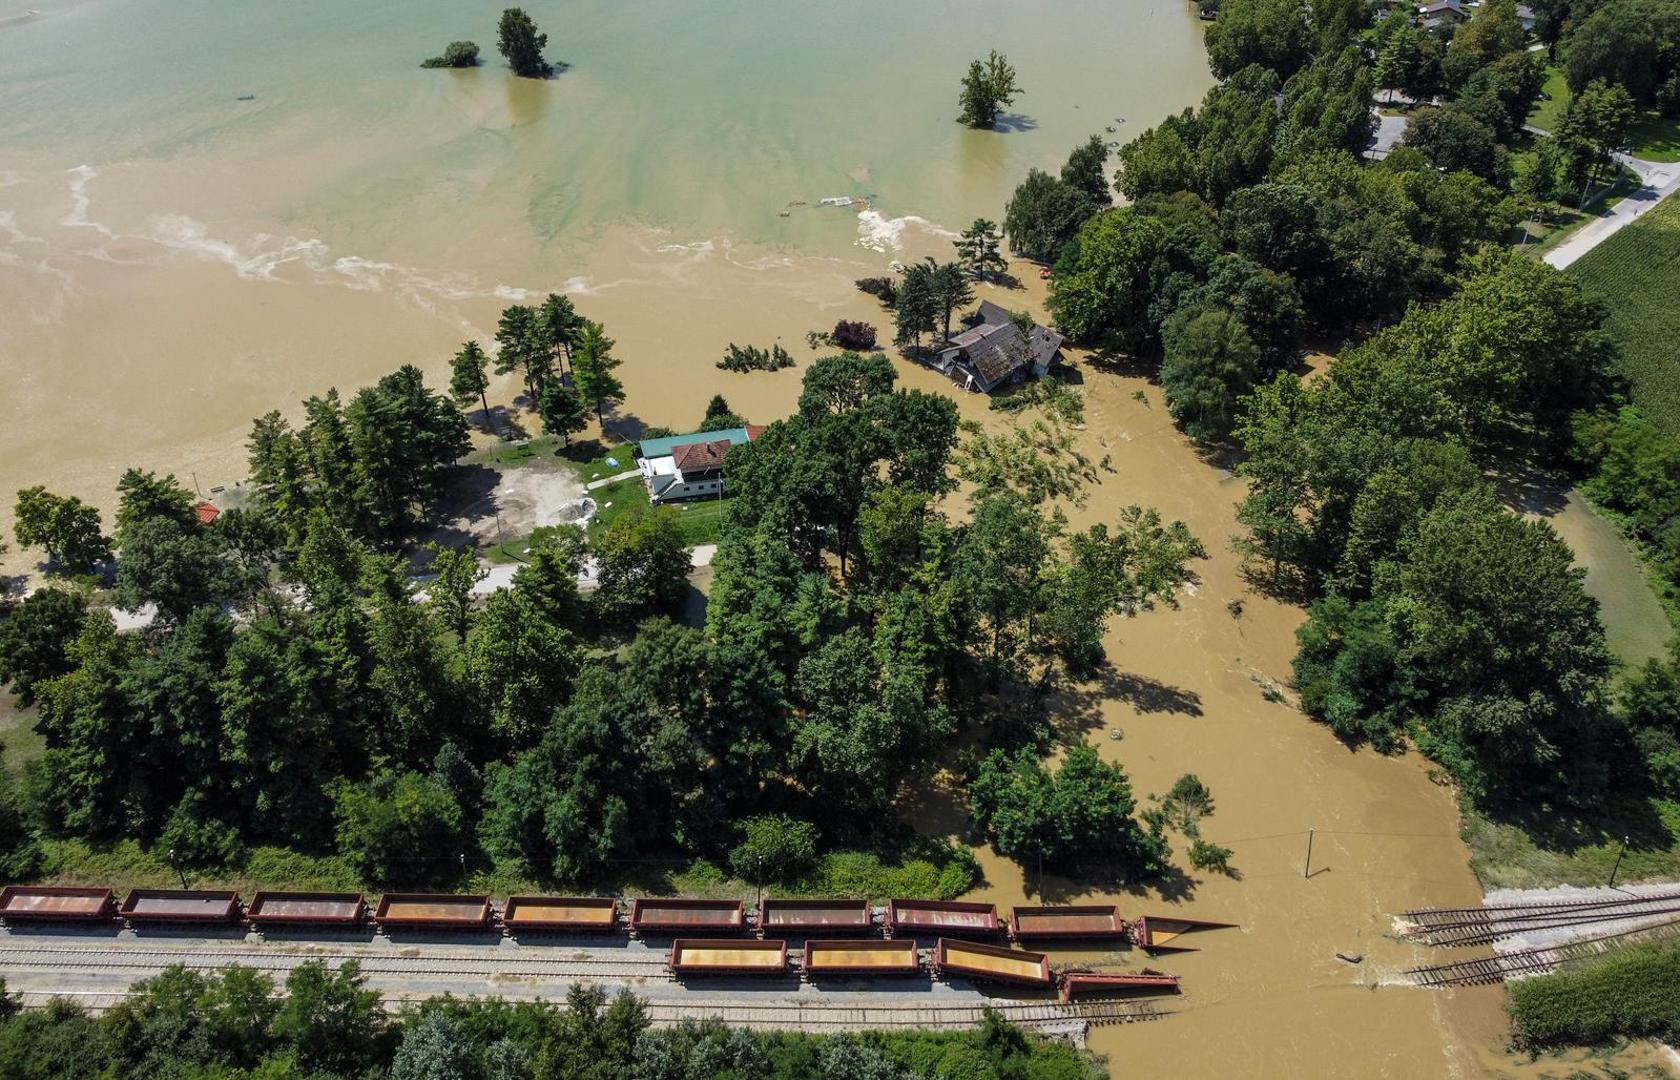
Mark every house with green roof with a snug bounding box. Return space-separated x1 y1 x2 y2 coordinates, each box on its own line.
636 425 762 503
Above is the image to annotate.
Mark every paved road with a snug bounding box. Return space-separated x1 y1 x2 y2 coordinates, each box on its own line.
1545 153 1680 269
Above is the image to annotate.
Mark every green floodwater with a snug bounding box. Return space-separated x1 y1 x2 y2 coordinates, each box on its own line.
0 0 1213 257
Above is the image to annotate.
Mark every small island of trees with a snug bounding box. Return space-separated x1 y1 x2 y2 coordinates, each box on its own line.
957 50 1022 129
498 7 552 78
421 41 479 69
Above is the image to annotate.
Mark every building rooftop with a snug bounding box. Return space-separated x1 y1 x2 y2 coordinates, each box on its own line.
638 426 753 461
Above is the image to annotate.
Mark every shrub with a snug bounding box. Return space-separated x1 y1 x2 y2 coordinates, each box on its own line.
855 276 898 306
1188 839 1234 873
716 343 795 372
421 41 480 68
832 320 878 350
728 815 819 883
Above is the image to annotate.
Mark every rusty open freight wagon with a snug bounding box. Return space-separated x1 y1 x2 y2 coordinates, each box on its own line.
246 892 366 928
630 897 745 934
1009 904 1128 940
886 898 1000 938
668 937 788 975
803 938 922 977
503 896 619 933
373 893 493 930
120 889 243 925
0 885 117 922
757 897 872 935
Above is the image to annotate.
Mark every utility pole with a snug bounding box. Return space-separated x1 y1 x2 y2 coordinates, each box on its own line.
167 848 188 889
1608 836 1630 889
754 856 763 913
1303 828 1315 879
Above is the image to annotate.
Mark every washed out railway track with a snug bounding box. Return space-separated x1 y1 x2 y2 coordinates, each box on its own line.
1397 889 1680 947
1405 917 1680 987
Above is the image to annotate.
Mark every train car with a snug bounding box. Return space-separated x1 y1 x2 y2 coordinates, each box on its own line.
246 891 366 928
1009 904 1128 941
802 938 921 977
120 889 242 925
1131 914 1236 953
933 937 1052 988
373 893 492 930
0 885 117 923
885 898 1000 938
757 897 871 935
668 937 788 975
629 897 744 935
502 895 618 933
1059 969 1180 1001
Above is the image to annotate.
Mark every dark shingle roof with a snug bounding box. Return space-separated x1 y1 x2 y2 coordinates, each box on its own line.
946 302 1065 389
673 438 732 472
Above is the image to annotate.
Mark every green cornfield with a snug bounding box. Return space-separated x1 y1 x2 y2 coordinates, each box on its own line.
1507 936 1680 1048
1569 195 1680 433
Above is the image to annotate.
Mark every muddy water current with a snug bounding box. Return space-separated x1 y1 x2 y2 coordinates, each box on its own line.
3 2 1674 1075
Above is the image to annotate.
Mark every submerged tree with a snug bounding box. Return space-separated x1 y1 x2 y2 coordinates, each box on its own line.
957 50 1022 128
497 8 550 78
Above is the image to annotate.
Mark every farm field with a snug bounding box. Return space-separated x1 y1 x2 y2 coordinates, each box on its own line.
1568 194 1680 432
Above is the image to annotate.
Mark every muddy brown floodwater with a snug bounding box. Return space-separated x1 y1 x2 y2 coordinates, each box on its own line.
880 276 1672 1078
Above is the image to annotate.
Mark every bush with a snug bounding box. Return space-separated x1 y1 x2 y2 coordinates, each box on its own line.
1188 839 1234 873
728 815 818 883
157 791 245 869
332 772 466 886
716 343 795 372
421 41 480 68
831 320 878 350
855 276 898 306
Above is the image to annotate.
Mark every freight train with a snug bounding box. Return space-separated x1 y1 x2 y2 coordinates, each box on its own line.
0 885 1229 997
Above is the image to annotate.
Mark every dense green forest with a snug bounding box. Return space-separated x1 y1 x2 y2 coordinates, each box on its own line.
0 967 1101 1080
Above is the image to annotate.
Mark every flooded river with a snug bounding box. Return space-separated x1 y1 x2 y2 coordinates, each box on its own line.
0 0 1210 509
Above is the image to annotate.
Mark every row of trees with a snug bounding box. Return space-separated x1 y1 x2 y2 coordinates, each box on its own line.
0 967 1099 1079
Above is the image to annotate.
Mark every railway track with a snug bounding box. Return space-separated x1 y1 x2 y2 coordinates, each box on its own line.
7 987 1160 1037
1406 917 1680 987
0 938 1170 1038
1398 889 1680 947
0 942 673 981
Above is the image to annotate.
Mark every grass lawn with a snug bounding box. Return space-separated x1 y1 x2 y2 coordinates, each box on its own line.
587 479 731 547
1529 66 1680 162
1463 796 1680 890
471 435 638 484
0 697 42 776
1567 194 1680 433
